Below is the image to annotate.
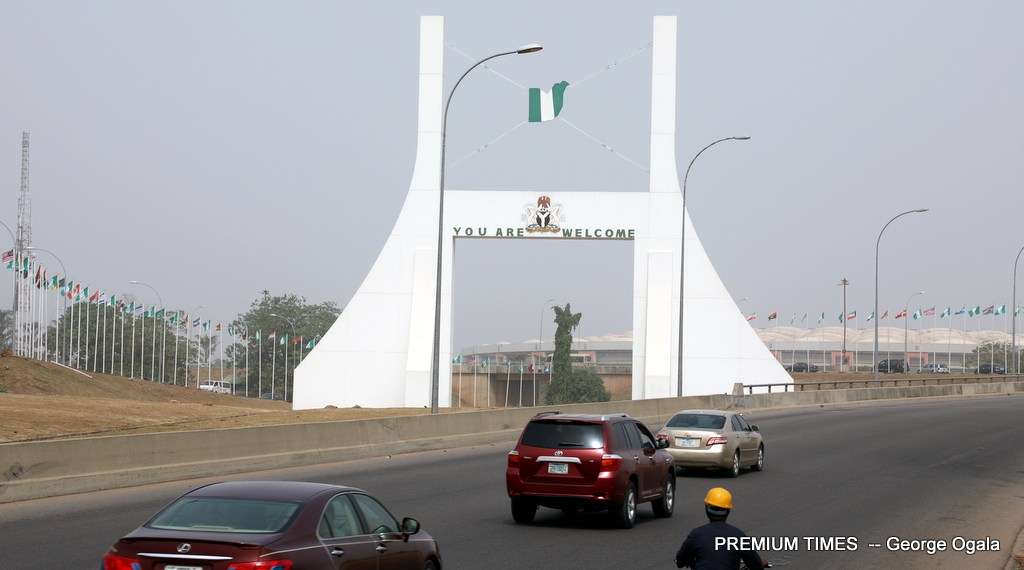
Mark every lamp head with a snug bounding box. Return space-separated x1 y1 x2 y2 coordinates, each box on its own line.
915 208 929 213
733 136 751 141
129 280 140 284
516 43 543 54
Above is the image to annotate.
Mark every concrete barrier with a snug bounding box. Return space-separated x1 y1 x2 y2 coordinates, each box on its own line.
2 380 1021 504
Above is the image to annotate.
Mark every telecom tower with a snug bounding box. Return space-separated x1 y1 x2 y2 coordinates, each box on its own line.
14 131 32 356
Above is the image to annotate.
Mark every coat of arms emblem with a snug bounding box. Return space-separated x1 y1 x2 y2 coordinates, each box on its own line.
524 195 562 233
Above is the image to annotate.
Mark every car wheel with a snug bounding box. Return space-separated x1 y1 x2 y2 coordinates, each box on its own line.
652 472 675 518
727 450 740 478
510 497 537 524
751 445 764 472
610 482 638 528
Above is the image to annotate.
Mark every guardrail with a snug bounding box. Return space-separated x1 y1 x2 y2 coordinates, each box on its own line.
742 374 1024 395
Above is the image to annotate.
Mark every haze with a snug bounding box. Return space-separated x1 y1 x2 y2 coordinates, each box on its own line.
1 1 1021 351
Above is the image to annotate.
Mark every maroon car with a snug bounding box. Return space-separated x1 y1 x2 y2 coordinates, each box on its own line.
101 481 441 569
506 412 675 528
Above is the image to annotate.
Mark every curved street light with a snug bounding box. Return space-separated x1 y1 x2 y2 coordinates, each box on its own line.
430 43 544 414
873 208 928 380
677 136 750 397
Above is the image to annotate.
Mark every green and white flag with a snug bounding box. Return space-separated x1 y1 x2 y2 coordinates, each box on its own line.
994 304 1007 315
866 311 875 322
528 81 569 122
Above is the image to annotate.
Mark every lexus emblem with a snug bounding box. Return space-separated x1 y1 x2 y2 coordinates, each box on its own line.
177 543 191 554
553 450 564 456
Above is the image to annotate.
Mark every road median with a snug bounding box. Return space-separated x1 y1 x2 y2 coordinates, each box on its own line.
2 379 1021 504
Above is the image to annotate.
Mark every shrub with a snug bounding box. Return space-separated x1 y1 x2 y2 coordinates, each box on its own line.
545 367 610 405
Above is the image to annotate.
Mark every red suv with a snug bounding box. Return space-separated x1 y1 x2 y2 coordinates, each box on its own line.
506 412 675 528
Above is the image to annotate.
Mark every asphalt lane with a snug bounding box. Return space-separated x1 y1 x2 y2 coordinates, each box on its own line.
2 395 1023 570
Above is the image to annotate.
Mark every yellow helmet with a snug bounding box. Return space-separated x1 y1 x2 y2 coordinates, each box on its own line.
704 487 733 510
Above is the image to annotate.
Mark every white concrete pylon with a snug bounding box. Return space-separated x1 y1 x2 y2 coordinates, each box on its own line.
292 15 790 410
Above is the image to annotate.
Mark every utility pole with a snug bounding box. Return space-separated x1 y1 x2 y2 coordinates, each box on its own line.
839 278 849 372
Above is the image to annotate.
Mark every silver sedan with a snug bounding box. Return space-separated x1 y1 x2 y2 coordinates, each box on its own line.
655 409 764 477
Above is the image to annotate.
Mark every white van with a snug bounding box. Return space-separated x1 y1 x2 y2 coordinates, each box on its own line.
198 380 232 394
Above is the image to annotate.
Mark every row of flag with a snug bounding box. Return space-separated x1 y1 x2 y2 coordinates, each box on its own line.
748 305 1021 325
4 249 320 350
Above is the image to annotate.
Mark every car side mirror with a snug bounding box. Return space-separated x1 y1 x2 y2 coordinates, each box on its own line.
750 424 759 432
401 517 420 536
656 438 669 449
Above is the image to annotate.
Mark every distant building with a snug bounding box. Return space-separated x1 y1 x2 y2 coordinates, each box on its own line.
461 326 1015 374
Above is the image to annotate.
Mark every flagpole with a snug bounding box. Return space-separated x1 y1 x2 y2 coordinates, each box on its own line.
160 312 166 383
219 326 225 393
109 300 116 373
131 308 137 378
69 288 75 367
92 297 100 372
119 302 125 376
206 323 212 385
258 331 263 399
283 334 289 402
99 300 106 373
151 309 157 381
244 327 250 398
271 334 276 400
85 295 92 371
231 329 237 395
184 319 190 387
173 317 180 385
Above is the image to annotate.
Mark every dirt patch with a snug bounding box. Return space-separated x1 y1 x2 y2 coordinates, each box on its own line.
0 355 485 443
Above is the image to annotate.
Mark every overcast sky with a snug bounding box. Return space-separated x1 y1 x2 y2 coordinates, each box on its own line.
2 1 1022 350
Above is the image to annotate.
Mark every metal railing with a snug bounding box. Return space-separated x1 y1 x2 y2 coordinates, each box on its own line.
742 374 1024 395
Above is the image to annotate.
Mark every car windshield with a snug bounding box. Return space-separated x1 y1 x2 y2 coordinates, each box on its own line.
520 420 604 449
666 413 726 429
148 498 301 533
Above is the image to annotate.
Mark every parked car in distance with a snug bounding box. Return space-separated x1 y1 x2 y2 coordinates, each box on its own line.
656 410 764 478
506 412 675 529
790 362 819 373
976 363 1006 374
918 363 950 374
877 359 906 373
101 480 441 570
198 380 232 394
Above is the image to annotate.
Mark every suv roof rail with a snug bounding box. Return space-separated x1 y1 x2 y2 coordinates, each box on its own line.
534 411 561 417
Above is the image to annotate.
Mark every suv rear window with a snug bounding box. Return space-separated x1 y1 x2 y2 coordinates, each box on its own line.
666 413 726 429
521 420 604 449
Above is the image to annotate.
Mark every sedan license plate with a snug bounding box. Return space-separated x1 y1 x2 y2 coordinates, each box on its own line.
547 462 569 474
676 437 701 448
165 566 203 570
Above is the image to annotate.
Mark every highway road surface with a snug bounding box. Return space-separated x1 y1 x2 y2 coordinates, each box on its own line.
2 395 1023 569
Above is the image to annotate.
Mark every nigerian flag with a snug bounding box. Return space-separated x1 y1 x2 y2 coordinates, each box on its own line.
528 81 569 122
994 304 1007 315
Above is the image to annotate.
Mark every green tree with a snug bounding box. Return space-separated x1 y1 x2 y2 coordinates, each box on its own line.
545 303 609 404
228 291 341 400
971 341 1014 371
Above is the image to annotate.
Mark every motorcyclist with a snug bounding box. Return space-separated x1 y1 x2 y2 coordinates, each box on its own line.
675 487 764 570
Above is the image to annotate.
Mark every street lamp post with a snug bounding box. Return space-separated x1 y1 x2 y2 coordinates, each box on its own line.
25 246 67 364
904 290 925 373
873 209 928 381
537 298 555 351
0 220 15 354
429 43 543 415
1012 245 1024 373
677 136 749 398
270 313 297 402
129 280 164 383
